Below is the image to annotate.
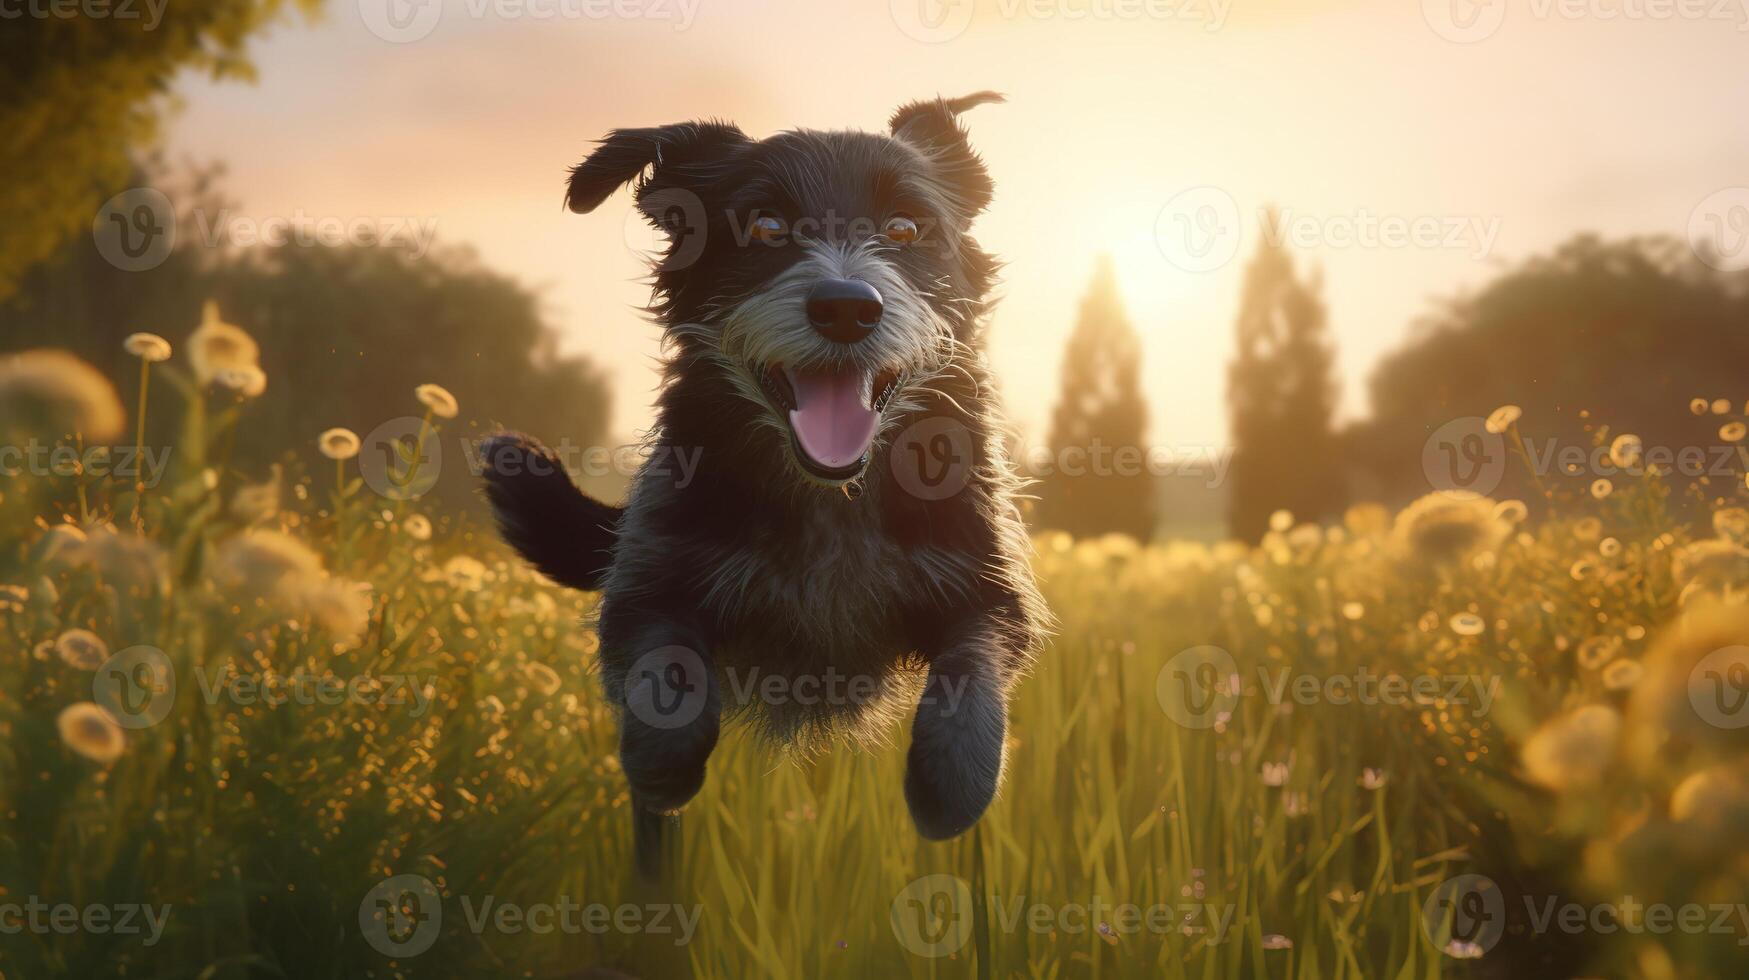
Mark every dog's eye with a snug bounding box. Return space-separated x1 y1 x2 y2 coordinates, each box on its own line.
750 215 784 242
883 214 919 245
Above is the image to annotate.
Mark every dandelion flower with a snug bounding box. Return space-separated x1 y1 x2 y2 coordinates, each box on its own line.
1268 509 1294 533
1712 398 1732 415
1484 404 1521 434
1690 398 1710 416
523 662 562 697
1601 659 1643 691
212 530 325 602
1449 612 1487 637
443 555 487 592
0 349 126 441
1576 635 1620 670
214 365 268 399
1359 768 1388 790
187 301 263 388
55 629 109 670
319 428 362 461
1492 499 1528 525
415 383 459 419
1627 602 1749 763
58 702 125 763
1521 704 1621 791
1572 516 1603 542
1392 491 1510 567
1721 422 1747 443
303 579 373 647
1590 478 1613 500
122 333 172 362
1608 433 1642 469
403 514 433 541
1598 537 1621 558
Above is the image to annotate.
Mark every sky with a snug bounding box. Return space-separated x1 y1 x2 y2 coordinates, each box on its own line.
165 0 1749 450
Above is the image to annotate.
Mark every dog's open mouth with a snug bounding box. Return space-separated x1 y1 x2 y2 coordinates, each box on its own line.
758 362 899 482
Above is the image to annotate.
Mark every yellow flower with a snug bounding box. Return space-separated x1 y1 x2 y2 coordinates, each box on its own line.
1576 635 1620 670
1492 499 1528 525
122 332 172 362
1341 601 1365 621
1590 478 1613 500
214 365 268 399
1690 398 1710 416
187 301 263 389
1671 539 1749 591
1720 421 1747 443
443 555 487 591
58 702 125 763
55 629 109 670
1392 491 1510 566
415 383 459 419
1601 658 1643 691
523 662 562 697
1484 404 1521 434
319 428 362 461
1711 398 1732 415
1607 433 1642 469
1268 509 1294 533
1521 704 1620 791
1449 612 1486 637
0 349 126 441
403 514 433 541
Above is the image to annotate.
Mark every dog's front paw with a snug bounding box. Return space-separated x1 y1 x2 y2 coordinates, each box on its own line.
619 645 721 813
903 672 1007 840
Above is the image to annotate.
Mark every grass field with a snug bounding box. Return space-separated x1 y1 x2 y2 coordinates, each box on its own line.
4 344 1749 979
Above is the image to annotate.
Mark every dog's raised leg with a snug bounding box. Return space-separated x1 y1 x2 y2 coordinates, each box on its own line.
904 621 1021 840
604 617 721 879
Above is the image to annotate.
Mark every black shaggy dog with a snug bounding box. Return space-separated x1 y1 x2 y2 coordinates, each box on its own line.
480 93 1046 873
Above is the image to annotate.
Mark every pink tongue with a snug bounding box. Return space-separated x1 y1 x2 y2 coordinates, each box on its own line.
786 367 877 470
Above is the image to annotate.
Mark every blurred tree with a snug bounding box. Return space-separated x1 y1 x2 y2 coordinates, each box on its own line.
1226 214 1346 541
1346 234 1749 510
0 165 613 512
0 0 320 297
1034 256 1156 541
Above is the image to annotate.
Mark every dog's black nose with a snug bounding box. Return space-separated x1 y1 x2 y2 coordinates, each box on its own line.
806 278 883 344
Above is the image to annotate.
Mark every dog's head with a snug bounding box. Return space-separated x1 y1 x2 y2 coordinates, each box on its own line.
566 93 1003 488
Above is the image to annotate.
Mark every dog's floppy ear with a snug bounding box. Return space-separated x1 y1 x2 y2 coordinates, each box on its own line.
889 92 1004 215
566 121 749 215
